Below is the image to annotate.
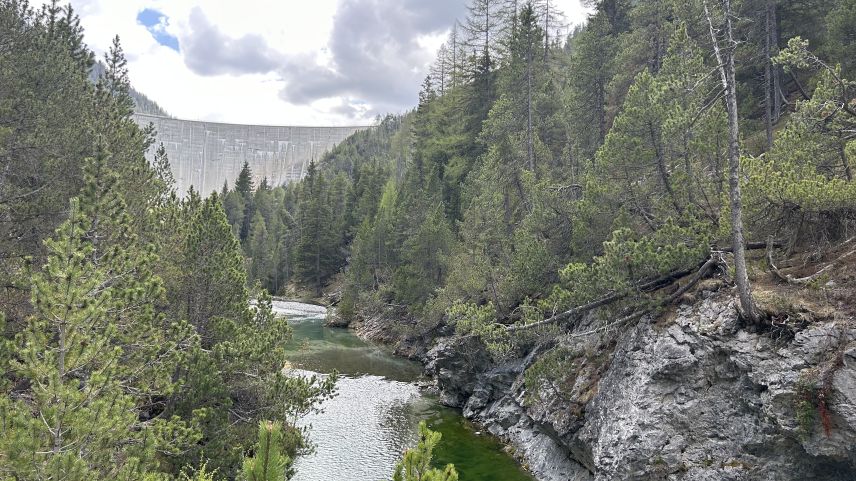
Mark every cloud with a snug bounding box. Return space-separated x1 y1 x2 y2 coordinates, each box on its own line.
55 0 590 125
137 8 179 52
180 7 285 76
278 0 466 115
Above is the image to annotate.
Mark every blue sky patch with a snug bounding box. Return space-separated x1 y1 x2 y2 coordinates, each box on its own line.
137 8 179 52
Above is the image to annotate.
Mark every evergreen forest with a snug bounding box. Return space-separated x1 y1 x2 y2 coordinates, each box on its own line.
2 0 855 479
225 0 856 352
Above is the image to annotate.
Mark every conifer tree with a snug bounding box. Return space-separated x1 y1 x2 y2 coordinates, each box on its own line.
595 25 726 227
180 194 249 341
463 0 507 63
391 422 458 481
248 211 274 288
236 161 257 241
565 12 615 160
295 161 341 296
392 204 453 307
97 35 134 117
223 189 247 238
236 161 255 197
153 142 176 196
242 421 290 481
1 197 157 480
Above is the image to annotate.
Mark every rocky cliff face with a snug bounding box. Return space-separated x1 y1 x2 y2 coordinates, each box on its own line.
424 292 856 481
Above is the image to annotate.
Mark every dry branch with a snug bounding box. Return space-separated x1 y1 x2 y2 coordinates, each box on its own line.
767 236 856 285
569 255 718 339
507 256 717 334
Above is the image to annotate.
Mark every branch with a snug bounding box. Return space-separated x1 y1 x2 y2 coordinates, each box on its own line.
569 256 718 339
505 290 624 333
767 236 856 285
717 240 783 252
704 0 729 93
506 259 711 333
790 70 811 101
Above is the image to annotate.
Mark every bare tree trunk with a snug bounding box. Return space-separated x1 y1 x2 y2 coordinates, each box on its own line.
544 0 550 62
770 1 782 122
452 23 459 89
485 4 490 60
705 0 761 323
840 138 853 181
764 0 774 149
527 41 535 172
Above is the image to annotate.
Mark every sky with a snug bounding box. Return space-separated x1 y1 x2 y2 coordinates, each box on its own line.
57 0 590 126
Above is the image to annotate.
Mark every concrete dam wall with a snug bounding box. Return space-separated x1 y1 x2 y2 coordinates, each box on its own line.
133 113 366 196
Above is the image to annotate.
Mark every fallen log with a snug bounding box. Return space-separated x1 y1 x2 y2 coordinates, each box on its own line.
569 256 718 339
507 256 717 334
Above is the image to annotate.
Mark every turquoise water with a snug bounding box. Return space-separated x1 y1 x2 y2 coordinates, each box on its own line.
275 301 534 481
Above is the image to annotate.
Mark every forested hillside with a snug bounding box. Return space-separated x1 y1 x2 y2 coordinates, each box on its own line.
248 2 854 476
0 2 334 479
235 0 856 348
2 0 855 479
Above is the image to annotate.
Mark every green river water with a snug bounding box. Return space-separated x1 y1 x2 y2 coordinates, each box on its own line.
273 301 534 481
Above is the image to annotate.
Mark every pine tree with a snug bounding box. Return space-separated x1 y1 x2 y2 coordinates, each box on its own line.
248 211 274 288
565 12 616 160
242 421 290 481
97 35 134 117
595 25 726 228
236 161 255 198
1 197 157 480
392 204 453 307
295 161 341 296
1 0 99 307
153 142 176 196
391 421 458 481
94 36 168 234
180 194 249 342
824 0 856 77
505 2 546 172
235 161 257 242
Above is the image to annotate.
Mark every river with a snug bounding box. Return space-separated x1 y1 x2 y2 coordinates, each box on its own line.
272 300 534 481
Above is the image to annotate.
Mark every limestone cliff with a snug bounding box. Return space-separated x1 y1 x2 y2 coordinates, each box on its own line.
425 291 856 480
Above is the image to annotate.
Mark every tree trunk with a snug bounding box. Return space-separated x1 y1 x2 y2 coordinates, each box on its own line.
527 42 535 172
544 0 550 62
485 4 490 60
706 0 761 323
649 122 682 214
596 80 606 147
840 138 853 181
54 320 66 454
315 244 321 298
764 0 774 150
770 1 782 122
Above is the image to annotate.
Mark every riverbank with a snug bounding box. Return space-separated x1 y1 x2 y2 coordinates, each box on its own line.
334 287 856 481
333 305 584 480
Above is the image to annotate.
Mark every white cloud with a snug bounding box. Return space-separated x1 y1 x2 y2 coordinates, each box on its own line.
50 0 590 126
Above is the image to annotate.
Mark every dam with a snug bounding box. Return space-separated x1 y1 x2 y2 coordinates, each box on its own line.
133 113 367 196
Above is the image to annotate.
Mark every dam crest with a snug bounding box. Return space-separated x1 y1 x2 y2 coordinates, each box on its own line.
134 113 367 196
